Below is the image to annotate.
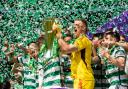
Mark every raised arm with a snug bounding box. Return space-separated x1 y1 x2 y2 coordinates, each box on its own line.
58 38 78 53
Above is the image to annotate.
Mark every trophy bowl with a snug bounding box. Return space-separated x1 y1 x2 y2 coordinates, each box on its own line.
42 18 55 50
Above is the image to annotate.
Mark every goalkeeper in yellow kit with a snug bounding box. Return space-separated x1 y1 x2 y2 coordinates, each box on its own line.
53 19 95 89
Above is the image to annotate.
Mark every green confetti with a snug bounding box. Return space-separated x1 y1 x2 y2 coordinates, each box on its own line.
1 0 128 56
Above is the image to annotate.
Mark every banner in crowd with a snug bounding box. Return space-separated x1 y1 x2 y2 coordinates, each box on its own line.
96 11 128 41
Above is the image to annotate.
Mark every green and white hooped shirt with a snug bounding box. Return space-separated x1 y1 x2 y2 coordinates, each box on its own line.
102 46 128 86
18 54 38 89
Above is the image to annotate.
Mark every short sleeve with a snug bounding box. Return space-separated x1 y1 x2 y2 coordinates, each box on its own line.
74 37 87 51
115 48 126 59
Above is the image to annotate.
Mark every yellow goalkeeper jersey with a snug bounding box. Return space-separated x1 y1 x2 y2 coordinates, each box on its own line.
70 34 94 80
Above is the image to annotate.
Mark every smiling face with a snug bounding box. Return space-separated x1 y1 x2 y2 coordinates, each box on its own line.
74 20 86 38
103 34 116 48
28 43 39 57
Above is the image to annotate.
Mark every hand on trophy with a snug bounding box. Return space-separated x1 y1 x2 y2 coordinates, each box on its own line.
52 22 61 34
52 22 62 39
56 31 62 39
52 22 58 31
42 18 62 49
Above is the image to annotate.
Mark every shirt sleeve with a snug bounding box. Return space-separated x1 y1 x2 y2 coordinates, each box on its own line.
115 48 126 59
74 37 87 51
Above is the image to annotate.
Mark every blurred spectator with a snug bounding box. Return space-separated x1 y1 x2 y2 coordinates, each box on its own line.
92 33 110 89
100 30 128 89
